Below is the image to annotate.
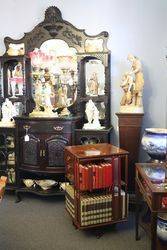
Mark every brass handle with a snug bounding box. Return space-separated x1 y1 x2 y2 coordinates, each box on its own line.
23 125 31 130
40 150 43 157
53 126 63 131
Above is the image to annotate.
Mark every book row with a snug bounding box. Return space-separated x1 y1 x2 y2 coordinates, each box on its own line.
65 184 127 227
78 162 113 191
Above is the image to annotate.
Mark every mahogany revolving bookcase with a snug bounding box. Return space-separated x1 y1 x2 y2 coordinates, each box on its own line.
64 143 129 230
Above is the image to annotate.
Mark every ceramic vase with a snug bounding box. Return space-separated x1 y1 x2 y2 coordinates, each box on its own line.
157 213 167 242
141 128 167 161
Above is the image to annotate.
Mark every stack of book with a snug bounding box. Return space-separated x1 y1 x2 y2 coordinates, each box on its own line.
65 185 126 226
78 162 113 191
65 184 75 219
65 184 112 226
79 193 112 226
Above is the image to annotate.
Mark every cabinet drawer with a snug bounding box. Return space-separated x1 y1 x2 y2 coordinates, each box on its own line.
18 121 72 134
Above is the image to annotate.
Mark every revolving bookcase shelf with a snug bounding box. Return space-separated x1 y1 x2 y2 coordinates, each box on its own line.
65 143 129 229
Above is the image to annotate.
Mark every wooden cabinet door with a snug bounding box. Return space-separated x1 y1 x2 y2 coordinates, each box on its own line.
44 135 69 168
20 134 40 168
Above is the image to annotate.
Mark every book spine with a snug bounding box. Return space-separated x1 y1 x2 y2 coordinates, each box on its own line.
92 164 96 189
99 166 103 189
95 165 99 189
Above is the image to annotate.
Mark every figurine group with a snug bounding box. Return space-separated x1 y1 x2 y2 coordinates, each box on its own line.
120 54 144 113
30 65 77 117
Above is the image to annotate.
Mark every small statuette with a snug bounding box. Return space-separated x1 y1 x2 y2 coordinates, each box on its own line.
0 98 17 127
83 100 104 130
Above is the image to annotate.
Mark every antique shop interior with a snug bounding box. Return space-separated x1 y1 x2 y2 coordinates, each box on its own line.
0 1 167 250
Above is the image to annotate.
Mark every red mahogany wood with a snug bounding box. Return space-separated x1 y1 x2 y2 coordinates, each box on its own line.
135 162 167 250
65 143 129 230
116 113 144 193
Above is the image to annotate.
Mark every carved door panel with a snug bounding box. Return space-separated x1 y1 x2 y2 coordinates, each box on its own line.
45 135 69 168
20 134 40 167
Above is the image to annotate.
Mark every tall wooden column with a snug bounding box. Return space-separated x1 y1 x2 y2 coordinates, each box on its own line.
116 113 144 193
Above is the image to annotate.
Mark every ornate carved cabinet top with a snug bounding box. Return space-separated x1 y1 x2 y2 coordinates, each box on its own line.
4 6 110 55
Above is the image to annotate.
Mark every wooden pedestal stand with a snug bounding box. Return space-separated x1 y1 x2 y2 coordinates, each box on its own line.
116 113 144 194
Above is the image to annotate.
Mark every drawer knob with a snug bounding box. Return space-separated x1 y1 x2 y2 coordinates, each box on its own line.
23 125 31 130
53 126 63 131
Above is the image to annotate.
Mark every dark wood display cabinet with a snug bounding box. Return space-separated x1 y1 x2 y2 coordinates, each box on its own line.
15 116 81 200
0 127 16 190
0 6 112 199
0 55 32 115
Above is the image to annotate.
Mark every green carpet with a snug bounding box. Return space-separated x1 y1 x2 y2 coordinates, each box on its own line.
0 193 150 250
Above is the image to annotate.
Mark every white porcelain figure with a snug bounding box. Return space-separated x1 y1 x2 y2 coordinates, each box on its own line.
120 54 144 113
83 100 103 130
0 98 17 127
10 79 17 98
30 80 58 117
43 82 53 108
13 63 23 95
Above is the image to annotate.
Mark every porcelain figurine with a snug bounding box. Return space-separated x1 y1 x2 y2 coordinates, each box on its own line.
87 72 99 96
10 78 17 98
0 98 17 127
29 80 58 117
120 54 144 113
13 63 23 95
83 100 103 130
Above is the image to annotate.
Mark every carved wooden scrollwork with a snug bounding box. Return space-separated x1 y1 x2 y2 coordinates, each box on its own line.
46 135 69 167
3 6 110 54
26 30 46 52
22 135 40 165
44 6 63 23
62 28 82 47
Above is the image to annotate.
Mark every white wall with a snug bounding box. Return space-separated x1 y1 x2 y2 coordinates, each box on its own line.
0 0 167 161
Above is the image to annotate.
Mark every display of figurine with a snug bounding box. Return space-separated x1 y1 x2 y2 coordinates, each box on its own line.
83 100 103 130
0 98 17 127
120 54 144 113
30 78 58 117
87 72 99 96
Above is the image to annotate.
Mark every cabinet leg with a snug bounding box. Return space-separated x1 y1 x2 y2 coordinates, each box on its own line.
15 190 22 203
151 212 157 250
135 185 141 241
94 228 104 238
72 221 78 230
